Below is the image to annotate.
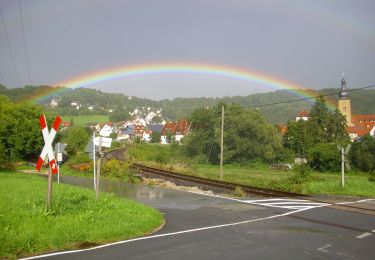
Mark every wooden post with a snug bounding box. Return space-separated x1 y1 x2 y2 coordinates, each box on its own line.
220 105 224 179
47 165 53 209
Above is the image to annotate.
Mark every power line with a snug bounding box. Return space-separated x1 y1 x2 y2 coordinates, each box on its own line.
201 83 375 120
244 84 375 108
18 0 31 84
0 5 21 87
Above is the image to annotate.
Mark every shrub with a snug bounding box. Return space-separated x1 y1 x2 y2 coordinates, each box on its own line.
233 187 246 197
307 143 340 172
155 152 169 165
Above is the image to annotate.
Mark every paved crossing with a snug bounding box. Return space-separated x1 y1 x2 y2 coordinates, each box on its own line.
242 198 330 210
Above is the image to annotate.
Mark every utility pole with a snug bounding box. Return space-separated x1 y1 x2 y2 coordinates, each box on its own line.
220 105 224 179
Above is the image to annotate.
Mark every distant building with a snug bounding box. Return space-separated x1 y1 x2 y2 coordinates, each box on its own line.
337 76 375 140
296 110 310 121
50 98 59 107
98 122 114 137
161 119 190 144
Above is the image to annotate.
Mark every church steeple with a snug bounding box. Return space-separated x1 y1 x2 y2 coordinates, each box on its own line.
337 74 352 126
339 73 349 100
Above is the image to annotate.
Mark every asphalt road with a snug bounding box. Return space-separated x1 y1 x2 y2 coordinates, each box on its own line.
23 177 375 260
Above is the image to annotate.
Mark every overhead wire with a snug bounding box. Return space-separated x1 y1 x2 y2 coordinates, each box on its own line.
0 4 21 87
201 83 375 120
220 84 375 112
18 0 31 84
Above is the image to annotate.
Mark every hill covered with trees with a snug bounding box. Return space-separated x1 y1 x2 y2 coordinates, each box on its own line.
1 84 374 124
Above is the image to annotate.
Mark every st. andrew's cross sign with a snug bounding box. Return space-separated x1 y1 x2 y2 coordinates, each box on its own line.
36 115 61 174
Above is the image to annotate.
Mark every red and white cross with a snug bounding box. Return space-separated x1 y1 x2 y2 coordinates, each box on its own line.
36 115 61 174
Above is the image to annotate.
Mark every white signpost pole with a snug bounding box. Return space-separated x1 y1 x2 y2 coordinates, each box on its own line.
57 142 60 184
341 147 345 188
93 132 96 191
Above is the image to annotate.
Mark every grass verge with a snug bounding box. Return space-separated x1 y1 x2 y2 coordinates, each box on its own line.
127 143 375 197
0 171 164 259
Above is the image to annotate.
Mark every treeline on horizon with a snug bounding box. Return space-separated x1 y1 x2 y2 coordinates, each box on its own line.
1 84 375 124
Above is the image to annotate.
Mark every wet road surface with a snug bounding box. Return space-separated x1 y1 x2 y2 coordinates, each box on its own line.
24 176 375 260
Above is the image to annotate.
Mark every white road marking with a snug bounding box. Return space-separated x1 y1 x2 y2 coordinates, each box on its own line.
356 232 372 239
243 198 309 203
356 199 375 203
241 198 329 210
335 201 356 205
20 206 324 260
317 244 332 253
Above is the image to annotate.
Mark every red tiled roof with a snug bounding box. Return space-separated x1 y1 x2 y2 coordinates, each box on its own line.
348 114 375 137
161 119 190 135
276 125 288 135
61 122 71 127
352 114 375 124
297 110 310 117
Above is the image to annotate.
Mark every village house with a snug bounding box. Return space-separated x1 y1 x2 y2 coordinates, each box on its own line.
98 122 114 137
161 119 190 144
296 110 310 121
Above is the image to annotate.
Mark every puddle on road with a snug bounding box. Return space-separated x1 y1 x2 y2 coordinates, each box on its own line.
58 175 244 211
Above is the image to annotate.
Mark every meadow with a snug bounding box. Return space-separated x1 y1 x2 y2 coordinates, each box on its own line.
0 171 164 259
62 115 109 126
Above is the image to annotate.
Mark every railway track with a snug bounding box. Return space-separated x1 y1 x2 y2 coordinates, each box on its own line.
132 163 304 197
101 148 375 214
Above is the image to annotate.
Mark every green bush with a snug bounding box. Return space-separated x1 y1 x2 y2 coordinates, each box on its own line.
307 143 340 172
289 164 311 185
349 135 375 172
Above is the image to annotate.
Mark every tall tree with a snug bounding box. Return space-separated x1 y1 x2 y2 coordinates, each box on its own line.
184 103 283 164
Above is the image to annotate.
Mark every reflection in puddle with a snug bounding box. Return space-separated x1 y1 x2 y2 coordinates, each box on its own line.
58 175 228 210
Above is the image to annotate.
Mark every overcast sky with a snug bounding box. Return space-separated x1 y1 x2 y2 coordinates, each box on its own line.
0 0 374 100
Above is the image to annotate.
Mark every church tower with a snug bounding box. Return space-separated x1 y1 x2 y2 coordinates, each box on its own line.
338 75 353 126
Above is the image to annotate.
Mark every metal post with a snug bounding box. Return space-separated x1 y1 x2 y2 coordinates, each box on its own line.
93 132 96 191
341 147 345 188
47 165 53 209
96 137 102 200
57 142 60 184
220 105 224 179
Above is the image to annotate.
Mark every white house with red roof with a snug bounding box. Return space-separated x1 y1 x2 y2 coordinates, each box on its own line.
98 122 114 137
161 119 190 144
296 110 310 121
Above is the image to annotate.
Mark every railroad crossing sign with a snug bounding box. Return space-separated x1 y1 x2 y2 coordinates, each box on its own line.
36 115 61 174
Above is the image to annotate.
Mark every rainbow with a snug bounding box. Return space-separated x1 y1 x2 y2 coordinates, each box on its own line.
34 63 336 109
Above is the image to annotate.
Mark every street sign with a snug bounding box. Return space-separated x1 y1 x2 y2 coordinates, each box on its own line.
36 115 61 174
344 144 351 155
94 137 112 148
54 143 66 153
57 153 63 162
